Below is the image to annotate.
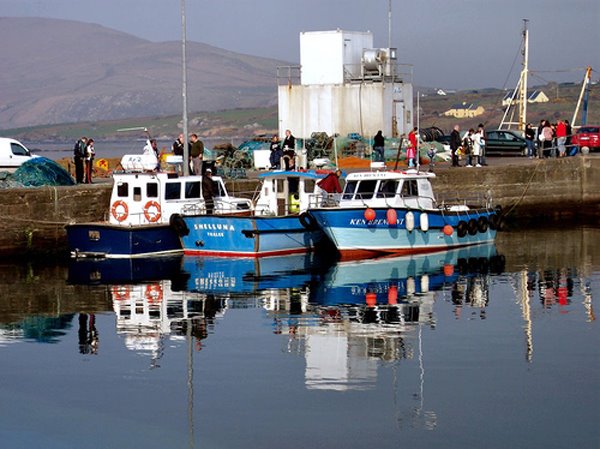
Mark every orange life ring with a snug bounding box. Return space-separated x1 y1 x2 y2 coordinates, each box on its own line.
111 285 130 301
143 200 162 223
145 284 163 303
111 200 129 222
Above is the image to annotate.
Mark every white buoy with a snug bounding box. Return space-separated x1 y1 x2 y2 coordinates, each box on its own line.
420 212 429 232
421 274 430 293
405 211 415 232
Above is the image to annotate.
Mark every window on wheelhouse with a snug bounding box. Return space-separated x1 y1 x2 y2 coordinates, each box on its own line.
213 180 227 197
376 180 399 198
354 180 378 200
185 181 201 199
133 187 141 202
342 180 358 200
165 182 181 200
146 183 158 198
400 180 419 197
116 182 128 197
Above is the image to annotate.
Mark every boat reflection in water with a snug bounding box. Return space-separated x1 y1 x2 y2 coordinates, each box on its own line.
68 244 504 379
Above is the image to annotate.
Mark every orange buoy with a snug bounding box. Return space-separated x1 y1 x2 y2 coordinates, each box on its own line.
366 292 377 307
364 208 376 221
386 208 398 225
388 286 398 304
443 224 454 236
443 264 455 277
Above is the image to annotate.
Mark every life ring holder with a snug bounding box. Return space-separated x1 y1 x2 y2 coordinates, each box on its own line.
299 212 318 230
143 200 162 223
111 200 129 222
145 284 163 303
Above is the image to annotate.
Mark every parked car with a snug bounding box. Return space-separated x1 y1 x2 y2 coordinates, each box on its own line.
483 130 528 156
571 125 600 152
0 137 39 172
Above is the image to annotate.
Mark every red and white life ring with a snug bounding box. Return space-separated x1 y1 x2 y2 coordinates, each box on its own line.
111 200 129 222
143 201 162 223
145 284 163 303
111 285 130 301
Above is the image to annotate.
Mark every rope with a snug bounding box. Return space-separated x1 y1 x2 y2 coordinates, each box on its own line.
500 158 544 218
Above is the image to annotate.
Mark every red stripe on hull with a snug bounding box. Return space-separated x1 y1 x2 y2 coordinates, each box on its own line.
183 247 311 258
338 242 480 261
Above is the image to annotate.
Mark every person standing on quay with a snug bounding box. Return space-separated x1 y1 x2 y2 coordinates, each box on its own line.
73 136 87 183
556 119 567 157
450 125 461 167
84 138 95 183
190 133 204 175
525 123 536 158
172 133 184 156
373 130 385 162
407 127 418 168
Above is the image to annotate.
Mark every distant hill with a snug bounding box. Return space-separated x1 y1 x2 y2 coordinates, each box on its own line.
0 17 285 130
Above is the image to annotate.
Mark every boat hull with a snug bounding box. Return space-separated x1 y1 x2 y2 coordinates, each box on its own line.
180 215 325 257
66 223 182 258
308 207 499 259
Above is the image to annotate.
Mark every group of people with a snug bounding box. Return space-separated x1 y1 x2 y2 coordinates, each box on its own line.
372 128 419 167
73 137 96 183
527 119 573 159
269 129 296 170
171 132 206 174
449 124 487 168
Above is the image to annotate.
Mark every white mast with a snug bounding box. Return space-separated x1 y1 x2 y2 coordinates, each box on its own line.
180 0 190 176
500 19 529 131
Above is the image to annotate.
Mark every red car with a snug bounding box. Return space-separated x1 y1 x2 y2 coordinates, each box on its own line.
572 125 600 152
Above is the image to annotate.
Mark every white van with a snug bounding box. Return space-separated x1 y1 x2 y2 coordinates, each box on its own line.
0 138 39 172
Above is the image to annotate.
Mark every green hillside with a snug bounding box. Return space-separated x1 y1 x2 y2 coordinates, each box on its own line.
2 83 596 142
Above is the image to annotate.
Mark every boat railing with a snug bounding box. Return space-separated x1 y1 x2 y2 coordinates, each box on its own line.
436 191 494 210
307 193 341 209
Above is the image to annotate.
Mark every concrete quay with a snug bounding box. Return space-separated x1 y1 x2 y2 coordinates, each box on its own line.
0 156 598 257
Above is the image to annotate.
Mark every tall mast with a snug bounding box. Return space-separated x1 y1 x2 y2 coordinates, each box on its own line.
181 0 190 176
519 19 529 131
388 0 392 49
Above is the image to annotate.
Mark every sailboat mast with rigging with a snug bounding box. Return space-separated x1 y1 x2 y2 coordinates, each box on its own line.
499 19 529 132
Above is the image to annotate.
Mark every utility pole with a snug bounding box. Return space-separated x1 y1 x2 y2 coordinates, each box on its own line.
181 0 190 176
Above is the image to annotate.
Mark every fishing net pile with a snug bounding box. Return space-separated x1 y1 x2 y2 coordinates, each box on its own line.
0 157 75 188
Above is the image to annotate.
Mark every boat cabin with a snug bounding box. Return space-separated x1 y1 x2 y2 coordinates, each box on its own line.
109 171 252 225
339 170 437 210
253 170 330 216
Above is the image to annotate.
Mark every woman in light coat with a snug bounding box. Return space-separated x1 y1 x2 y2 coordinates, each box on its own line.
471 129 483 167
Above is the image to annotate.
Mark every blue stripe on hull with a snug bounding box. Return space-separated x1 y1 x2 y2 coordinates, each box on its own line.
180 215 324 257
66 223 182 258
309 208 497 257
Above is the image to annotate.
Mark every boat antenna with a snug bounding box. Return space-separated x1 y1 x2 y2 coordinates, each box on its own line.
180 0 190 176
416 90 420 172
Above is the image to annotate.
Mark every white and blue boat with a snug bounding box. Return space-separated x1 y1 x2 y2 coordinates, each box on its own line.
178 170 334 257
307 169 501 260
66 166 252 258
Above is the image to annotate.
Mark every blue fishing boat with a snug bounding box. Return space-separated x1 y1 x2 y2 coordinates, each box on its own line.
178 170 335 257
66 168 252 258
307 169 501 259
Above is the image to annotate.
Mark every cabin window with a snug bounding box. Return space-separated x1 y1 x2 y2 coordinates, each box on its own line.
376 180 399 198
146 182 158 198
342 180 358 200
288 178 299 194
133 187 142 202
400 180 419 197
304 179 316 193
116 182 128 197
165 182 181 200
214 181 226 197
185 181 201 199
355 180 377 200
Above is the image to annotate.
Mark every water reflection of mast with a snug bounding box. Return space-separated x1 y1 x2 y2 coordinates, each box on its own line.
187 316 195 449
519 270 533 362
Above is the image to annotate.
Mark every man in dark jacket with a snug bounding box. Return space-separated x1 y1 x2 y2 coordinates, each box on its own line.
449 125 461 167
73 137 87 183
202 169 215 214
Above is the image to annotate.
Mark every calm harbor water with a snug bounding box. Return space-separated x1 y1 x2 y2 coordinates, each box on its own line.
1 227 598 449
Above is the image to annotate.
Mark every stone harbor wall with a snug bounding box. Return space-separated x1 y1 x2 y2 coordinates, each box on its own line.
0 157 598 257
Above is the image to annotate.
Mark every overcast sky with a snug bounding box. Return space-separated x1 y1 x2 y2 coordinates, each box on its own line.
3 0 599 89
